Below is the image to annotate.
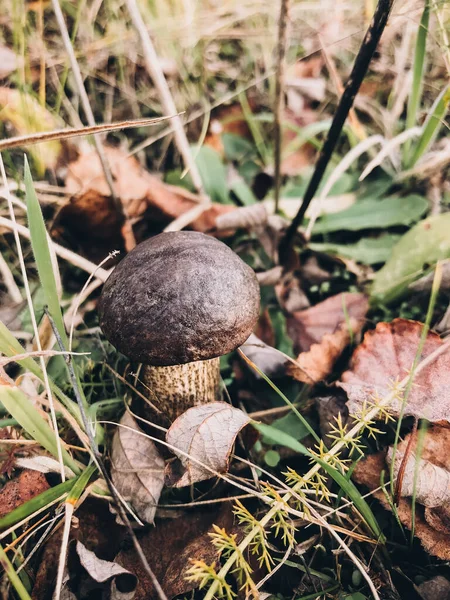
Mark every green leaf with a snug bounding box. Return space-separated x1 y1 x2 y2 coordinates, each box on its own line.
254 422 385 542
0 384 79 474
310 234 401 265
230 179 257 205
371 213 450 304
193 145 231 204
409 85 450 168
24 157 67 346
262 411 310 442
312 195 428 234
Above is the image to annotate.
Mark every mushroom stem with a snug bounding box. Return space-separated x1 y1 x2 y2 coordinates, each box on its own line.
142 357 222 423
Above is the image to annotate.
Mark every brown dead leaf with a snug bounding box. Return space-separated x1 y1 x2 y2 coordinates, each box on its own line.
165 402 250 488
353 452 450 561
416 576 450 600
116 504 236 600
56 146 233 260
287 318 362 384
111 411 165 524
240 334 288 379
287 292 369 354
339 319 450 424
0 469 49 520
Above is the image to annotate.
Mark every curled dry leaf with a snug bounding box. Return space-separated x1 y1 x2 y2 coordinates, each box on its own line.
353 451 450 561
76 541 137 600
56 146 234 260
111 411 164 524
165 402 250 488
215 202 268 232
286 293 368 384
240 333 288 378
339 319 450 423
388 427 450 534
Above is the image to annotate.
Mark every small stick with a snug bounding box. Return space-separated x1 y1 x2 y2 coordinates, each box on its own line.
278 0 394 263
273 0 290 214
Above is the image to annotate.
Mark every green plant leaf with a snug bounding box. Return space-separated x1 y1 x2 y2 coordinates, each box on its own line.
409 85 450 168
371 213 450 304
193 145 231 204
254 422 384 542
262 411 310 442
0 384 79 474
310 234 401 265
312 195 428 234
24 157 67 346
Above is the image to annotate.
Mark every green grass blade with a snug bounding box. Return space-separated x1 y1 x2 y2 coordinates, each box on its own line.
255 422 385 542
24 156 67 346
0 385 80 474
403 0 430 164
409 85 450 167
0 478 77 530
0 544 32 600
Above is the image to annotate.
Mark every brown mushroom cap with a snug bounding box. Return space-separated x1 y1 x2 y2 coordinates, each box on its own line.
98 231 260 366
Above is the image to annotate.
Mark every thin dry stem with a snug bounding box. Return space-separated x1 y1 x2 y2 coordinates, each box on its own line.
125 0 205 197
273 0 290 214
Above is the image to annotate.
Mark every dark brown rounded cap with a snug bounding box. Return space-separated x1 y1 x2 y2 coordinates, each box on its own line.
98 231 260 366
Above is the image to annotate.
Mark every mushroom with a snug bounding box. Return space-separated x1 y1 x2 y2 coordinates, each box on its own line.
98 231 260 422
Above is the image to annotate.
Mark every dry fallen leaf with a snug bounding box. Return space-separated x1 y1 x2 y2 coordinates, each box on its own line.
0 469 49 520
353 451 450 561
165 402 250 488
287 318 363 384
56 146 233 260
416 576 450 600
339 319 450 424
387 427 450 535
285 293 368 384
111 411 164 524
240 333 288 379
116 504 236 600
286 292 369 355
75 541 137 600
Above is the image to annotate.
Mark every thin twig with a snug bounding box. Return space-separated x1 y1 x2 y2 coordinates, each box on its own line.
273 0 290 214
0 117 174 152
125 0 205 198
279 0 394 262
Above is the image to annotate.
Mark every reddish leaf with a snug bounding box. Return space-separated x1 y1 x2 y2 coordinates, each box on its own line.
339 319 450 423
